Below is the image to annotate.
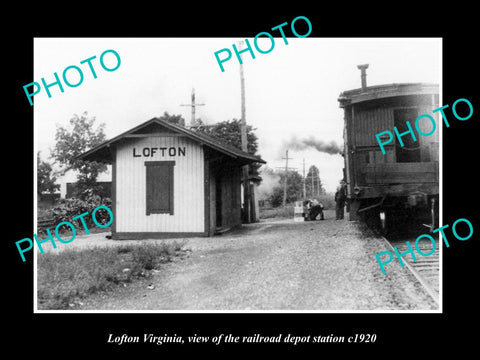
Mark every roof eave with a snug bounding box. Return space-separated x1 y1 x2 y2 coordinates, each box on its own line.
75 117 266 165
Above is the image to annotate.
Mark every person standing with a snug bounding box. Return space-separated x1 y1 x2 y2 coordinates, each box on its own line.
335 181 346 220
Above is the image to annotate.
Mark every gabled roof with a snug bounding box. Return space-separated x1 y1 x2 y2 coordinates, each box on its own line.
76 117 266 165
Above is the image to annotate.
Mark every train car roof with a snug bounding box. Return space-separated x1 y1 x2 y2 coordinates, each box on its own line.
338 82 439 108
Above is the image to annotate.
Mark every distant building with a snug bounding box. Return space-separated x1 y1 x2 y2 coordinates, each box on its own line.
57 166 112 198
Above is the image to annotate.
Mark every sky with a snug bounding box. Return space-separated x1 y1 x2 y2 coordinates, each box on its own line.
34 37 441 193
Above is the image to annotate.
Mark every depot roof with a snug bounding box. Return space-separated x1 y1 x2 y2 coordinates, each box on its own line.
76 117 266 165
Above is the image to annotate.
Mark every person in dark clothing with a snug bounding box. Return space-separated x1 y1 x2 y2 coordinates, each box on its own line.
335 182 346 220
303 199 324 221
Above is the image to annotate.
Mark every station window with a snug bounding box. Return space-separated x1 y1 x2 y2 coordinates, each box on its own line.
145 161 175 215
394 108 421 163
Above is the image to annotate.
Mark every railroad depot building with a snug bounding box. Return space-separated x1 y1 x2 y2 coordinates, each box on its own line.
77 117 265 239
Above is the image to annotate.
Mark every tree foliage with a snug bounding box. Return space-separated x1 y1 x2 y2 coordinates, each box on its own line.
37 152 60 195
269 170 304 207
157 115 261 171
159 111 186 126
194 118 261 177
195 119 258 154
51 112 107 199
306 165 325 197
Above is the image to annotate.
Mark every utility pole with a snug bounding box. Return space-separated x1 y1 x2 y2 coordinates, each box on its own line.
317 171 322 196
282 150 293 207
302 158 306 199
317 174 320 196
238 40 251 223
180 88 205 127
311 168 314 198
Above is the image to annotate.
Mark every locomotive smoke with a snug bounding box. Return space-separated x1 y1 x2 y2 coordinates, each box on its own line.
282 136 343 155
257 170 281 199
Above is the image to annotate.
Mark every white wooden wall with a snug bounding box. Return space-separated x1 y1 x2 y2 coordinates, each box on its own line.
115 136 205 233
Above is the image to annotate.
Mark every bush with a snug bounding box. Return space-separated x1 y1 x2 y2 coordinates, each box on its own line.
313 193 335 210
41 195 112 233
259 205 295 219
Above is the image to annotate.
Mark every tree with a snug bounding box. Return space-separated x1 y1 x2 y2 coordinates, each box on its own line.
269 170 304 207
37 152 60 195
51 112 107 199
194 119 261 177
195 119 258 154
306 165 325 197
158 111 186 126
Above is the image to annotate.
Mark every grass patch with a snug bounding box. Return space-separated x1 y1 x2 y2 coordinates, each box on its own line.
259 205 295 219
37 241 185 310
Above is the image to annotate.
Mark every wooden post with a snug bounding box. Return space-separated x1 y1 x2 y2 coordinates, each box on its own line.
311 167 314 197
282 150 292 207
302 158 306 199
180 88 205 127
238 41 250 223
317 170 320 196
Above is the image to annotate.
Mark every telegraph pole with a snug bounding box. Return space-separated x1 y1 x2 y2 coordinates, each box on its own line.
311 168 314 197
317 174 320 196
238 41 251 223
302 158 306 199
180 88 205 127
282 150 293 207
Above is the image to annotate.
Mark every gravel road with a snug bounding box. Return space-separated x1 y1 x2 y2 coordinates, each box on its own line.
78 210 438 311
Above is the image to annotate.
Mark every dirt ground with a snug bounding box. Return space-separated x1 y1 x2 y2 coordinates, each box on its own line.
46 210 438 311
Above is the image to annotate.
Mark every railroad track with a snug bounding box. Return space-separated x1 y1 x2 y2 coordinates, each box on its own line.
381 232 440 306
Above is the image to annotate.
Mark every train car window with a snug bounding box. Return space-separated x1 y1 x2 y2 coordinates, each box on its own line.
394 108 421 163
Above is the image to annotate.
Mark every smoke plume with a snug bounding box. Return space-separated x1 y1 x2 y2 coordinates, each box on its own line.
257 169 281 200
282 136 343 156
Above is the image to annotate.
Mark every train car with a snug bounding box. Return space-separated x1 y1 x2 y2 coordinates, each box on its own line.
338 67 439 233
